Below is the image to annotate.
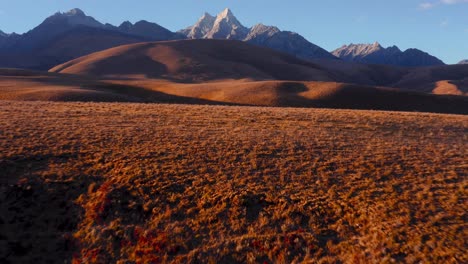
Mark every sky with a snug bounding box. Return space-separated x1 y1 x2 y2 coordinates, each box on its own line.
0 0 466 64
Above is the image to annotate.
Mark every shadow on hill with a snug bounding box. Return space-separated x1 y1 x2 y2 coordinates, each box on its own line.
273 82 468 114
2 72 242 105
0 153 97 263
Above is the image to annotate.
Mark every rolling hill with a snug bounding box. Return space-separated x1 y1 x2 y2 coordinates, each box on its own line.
50 39 468 95
50 39 335 82
0 39 464 114
1 101 467 263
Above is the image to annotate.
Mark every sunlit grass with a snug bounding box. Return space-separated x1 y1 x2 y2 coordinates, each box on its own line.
0 101 466 263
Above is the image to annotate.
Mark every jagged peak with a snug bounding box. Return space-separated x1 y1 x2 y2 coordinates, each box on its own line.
252 23 279 30
345 42 382 48
213 8 245 29
195 12 216 25
200 12 215 19
218 8 234 19
250 23 280 34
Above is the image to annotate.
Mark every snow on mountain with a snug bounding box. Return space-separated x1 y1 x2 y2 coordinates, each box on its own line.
179 13 216 39
204 8 249 40
48 8 104 28
178 8 337 60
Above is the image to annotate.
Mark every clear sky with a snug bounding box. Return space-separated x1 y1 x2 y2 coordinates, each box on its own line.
0 0 466 64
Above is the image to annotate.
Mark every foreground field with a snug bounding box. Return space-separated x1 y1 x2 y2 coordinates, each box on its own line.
0 101 466 263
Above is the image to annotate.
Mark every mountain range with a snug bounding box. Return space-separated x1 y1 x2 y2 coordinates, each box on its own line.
332 42 445 67
0 8 455 70
0 8 182 69
1 39 466 114
178 8 335 60
459 60 468 64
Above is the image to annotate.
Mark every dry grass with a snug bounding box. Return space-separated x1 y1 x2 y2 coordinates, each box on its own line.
1 69 467 114
0 101 466 263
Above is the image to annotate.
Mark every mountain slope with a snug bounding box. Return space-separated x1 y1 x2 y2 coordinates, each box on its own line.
0 66 465 114
50 39 468 95
0 8 104 52
178 8 337 60
180 8 248 40
204 8 249 40
48 39 468 99
50 39 334 82
179 13 217 39
0 27 149 70
458 60 468 65
0 8 182 70
116 20 183 40
332 43 445 67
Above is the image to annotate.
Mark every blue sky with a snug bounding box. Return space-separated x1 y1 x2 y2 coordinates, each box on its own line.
0 0 466 64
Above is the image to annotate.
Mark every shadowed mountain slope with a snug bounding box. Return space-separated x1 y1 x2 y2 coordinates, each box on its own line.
50 39 335 82
50 39 468 96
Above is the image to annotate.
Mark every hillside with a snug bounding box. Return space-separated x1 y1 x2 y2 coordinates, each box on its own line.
1 101 466 263
49 39 468 97
0 67 464 114
50 39 334 82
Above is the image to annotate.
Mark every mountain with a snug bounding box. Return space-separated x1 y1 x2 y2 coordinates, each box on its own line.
0 8 105 52
244 24 280 44
49 39 468 96
50 39 335 82
205 8 249 40
179 13 216 39
181 8 248 40
0 27 148 70
0 8 182 70
116 20 184 40
0 30 7 46
332 42 445 67
458 60 468 64
178 8 337 60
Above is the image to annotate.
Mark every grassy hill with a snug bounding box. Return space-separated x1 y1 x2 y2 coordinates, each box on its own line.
1 101 466 263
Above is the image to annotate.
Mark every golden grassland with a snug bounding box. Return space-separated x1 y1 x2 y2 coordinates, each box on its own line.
0 101 466 263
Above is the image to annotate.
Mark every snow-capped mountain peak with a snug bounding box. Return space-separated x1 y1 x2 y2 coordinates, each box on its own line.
216 8 237 21
206 8 248 40
47 8 104 28
178 8 337 60
178 12 216 39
